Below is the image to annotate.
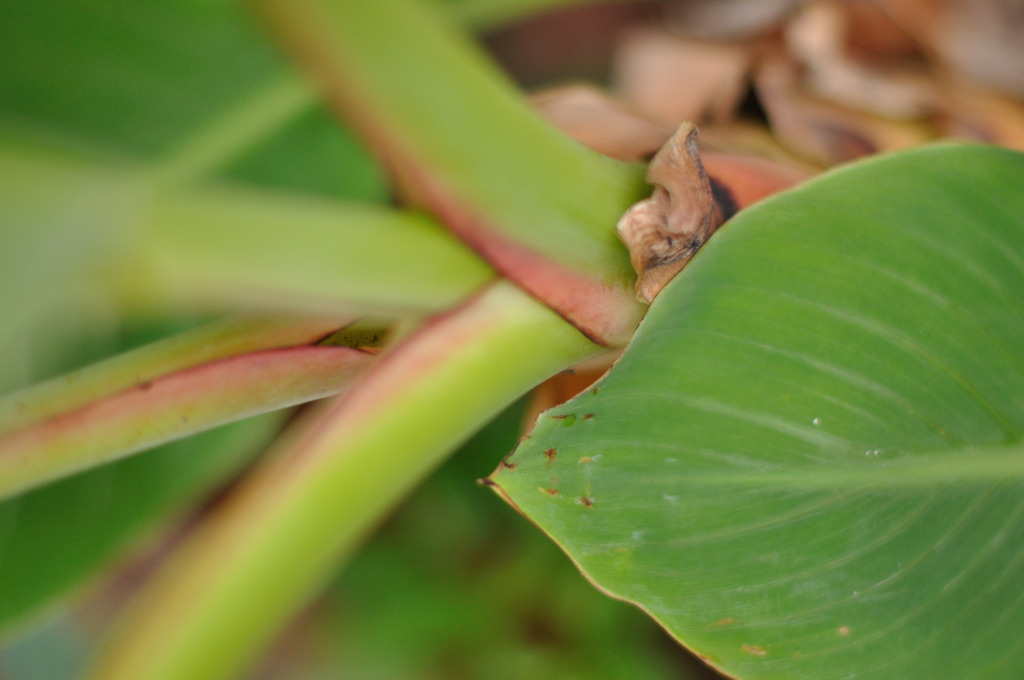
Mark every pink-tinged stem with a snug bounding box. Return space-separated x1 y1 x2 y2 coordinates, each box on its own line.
0 345 373 499
249 0 649 346
86 282 599 680
0 314 352 437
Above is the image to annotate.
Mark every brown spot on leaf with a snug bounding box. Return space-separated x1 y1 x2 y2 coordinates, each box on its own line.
582 413 594 420
539 487 559 496
578 456 593 464
577 496 594 507
544 447 557 463
838 626 850 636
741 644 767 656
500 459 517 470
711 618 737 627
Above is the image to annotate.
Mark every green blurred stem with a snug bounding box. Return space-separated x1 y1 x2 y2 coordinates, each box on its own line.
142 0 644 189
250 0 642 270
0 314 349 437
0 344 374 500
0 145 494 325
129 183 494 315
144 0 628 189
86 281 600 680
251 0 647 344
0 145 135 393
143 0 643 191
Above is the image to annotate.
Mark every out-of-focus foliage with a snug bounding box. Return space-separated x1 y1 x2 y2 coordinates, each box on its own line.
2 0 1023 678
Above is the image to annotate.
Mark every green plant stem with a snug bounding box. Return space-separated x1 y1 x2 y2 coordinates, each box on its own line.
1 143 495 324
86 281 600 680
131 183 495 316
251 0 648 344
248 0 637 268
0 344 374 499
0 314 349 436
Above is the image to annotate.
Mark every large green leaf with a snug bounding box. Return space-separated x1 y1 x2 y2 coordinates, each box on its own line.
493 144 1024 680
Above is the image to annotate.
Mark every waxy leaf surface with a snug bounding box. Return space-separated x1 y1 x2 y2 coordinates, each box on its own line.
494 144 1024 680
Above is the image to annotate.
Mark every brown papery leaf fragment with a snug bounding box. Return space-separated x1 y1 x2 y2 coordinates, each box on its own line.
612 28 752 127
665 0 801 40
937 81 1024 152
617 122 723 303
880 0 1024 98
785 0 936 119
530 85 672 162
755 56 933 165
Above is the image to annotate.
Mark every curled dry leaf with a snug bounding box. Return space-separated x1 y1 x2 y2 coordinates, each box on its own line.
616 122 723 303
531 81 811 307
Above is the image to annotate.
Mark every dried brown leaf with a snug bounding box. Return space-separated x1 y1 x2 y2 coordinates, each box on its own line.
617 122 722 303
881 0 1024 98
756 56 933 165
612 28 752 127
530 85 672 161
665 0 802 39
786 1 936 119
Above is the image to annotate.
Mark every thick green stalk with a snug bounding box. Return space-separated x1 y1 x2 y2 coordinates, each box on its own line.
0 144 494 324
250 0 648 344
130 182 494 315
86 281 600 680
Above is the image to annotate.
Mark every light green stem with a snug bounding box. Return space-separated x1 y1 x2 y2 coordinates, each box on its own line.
251 0 646 279
0 344 373 499
86 281 600 680
0 314 348 437
129 183 494 315
0 144 494 326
